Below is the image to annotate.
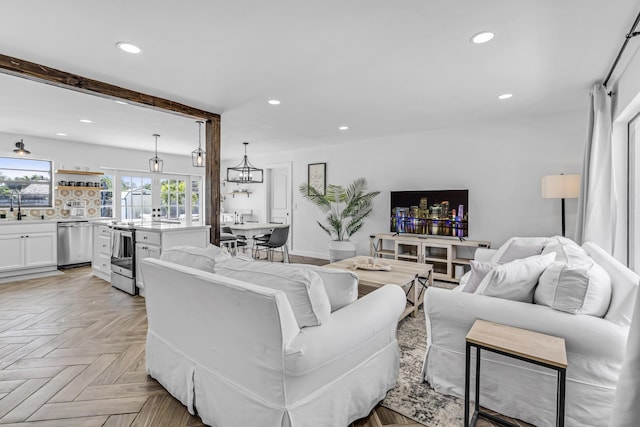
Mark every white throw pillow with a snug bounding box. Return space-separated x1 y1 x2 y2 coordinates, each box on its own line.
290 264 358 312
159 245 231 272
491 237 551 264
498 241 544 263
477 253 556 302
214 258 331 328
535 261 611 316
536 242 612 316
461 260 495 293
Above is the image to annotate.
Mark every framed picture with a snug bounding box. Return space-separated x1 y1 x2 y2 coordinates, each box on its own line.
308 163 326 195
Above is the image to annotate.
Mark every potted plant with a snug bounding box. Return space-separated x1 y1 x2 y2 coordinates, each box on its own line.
299 177 380 262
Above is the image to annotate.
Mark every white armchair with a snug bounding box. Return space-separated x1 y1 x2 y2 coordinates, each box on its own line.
141 257 406 427
422 240 638 427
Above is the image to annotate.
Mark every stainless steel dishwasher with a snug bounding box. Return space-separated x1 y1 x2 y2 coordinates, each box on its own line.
57 221 93 267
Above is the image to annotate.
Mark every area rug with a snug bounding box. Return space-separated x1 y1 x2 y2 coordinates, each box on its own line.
380 305 464 426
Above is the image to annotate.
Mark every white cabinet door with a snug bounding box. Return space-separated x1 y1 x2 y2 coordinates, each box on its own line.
135 243 161 289
0 233 25 271
24 232 57 268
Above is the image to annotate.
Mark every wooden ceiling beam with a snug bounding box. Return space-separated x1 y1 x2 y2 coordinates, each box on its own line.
0 52 221 244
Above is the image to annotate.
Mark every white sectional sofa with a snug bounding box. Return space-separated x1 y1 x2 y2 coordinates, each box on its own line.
140 247 406 427
422 237 638 427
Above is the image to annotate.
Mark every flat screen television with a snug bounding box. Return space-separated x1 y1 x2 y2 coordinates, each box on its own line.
390 190 469 237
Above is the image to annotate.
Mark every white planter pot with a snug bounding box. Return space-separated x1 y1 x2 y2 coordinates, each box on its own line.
328 240 357 262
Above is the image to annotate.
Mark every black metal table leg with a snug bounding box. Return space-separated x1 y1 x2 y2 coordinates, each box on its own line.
465 341 471 427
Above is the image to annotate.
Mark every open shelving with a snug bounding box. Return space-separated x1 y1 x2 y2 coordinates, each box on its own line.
370 233 491 283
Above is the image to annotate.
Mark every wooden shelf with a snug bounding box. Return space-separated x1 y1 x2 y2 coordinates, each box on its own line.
56 169 104 176
227 191 251 198
370 233 491 283
56 186 101 190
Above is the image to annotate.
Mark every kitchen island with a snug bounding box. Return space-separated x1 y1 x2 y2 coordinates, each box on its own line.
92 221 211 296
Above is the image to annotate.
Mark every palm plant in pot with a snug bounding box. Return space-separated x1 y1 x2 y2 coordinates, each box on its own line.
299 177 380 262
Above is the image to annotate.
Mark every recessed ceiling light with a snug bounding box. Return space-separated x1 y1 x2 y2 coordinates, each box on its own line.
470 32 495 44
338 126 349 131
268 99 281 105
115 100 128 105
80 119 93 123
498 93 513 100
116 42 142 54
56 133 67 136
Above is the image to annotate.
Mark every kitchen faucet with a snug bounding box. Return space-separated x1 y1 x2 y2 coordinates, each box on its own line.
9 190 23 220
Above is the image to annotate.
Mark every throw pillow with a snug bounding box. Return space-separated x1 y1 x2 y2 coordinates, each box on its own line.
498 241 544 263
476 253 556 303
535 260 612 316
461 260 495 293
214 258 331 328
491 237 551 264
290 264 358 312
159 245 231 272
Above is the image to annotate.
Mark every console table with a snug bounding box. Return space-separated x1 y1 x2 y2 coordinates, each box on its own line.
369 233 490 283
464 320 567 427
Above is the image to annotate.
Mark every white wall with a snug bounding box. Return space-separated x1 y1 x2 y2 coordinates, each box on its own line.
1 132 202 176
225 111 586 259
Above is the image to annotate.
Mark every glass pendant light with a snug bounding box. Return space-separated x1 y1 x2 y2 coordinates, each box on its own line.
149 134 163 173
192 121 205 167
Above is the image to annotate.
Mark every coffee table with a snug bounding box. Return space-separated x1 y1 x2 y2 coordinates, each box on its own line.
324 256 433 320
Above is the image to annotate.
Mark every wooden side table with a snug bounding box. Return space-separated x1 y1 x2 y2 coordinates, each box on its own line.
464 320 567 427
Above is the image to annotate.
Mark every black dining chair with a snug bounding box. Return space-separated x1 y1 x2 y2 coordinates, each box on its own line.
221 226 248 254
253 225 290 262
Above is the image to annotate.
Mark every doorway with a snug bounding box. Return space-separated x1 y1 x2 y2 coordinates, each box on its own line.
265 163 292 251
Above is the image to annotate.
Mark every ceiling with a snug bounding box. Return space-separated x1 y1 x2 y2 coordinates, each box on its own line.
0 0 638 161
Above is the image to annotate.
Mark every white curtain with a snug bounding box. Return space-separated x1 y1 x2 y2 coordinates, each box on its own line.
609 286 640 426
575 84 616 253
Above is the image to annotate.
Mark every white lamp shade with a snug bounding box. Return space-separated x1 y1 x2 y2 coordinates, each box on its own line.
541 174 581 199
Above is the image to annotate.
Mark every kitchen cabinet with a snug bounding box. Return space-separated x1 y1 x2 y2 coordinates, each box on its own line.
0 222 57 278
92 224 111 282
134 227 208 296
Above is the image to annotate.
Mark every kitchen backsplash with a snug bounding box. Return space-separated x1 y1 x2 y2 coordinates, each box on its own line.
0 188 102 220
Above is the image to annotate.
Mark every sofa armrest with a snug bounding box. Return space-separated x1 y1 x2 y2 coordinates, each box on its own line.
474 248 497 262
285 284 405 375
425 287 628 362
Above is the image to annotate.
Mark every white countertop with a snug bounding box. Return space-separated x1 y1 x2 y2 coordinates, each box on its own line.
0 218 210 232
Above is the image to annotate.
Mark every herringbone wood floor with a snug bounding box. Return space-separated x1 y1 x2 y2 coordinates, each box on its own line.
0 261 522 427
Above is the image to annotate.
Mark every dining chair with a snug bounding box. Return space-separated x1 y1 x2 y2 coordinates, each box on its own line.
253 225 290 262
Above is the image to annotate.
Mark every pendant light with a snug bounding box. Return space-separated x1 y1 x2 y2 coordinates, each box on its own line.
13 139 30 155
226 142 263 183
192 121 205 167
149 134 163 173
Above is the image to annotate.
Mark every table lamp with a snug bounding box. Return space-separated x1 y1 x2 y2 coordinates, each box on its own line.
541 174 581 237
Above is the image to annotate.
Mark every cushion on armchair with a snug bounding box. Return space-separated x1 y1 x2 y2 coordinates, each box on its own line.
491 237 550 264
535 242 612 316
476 253 556 302
214 258 331 327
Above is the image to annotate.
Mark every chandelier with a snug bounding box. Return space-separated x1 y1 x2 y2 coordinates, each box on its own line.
226 142 263 183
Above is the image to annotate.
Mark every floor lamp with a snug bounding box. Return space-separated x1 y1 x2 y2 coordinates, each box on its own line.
541 174 581 237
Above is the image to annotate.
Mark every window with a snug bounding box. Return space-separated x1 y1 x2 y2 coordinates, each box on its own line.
160 178 187 220
0 157 53 208
191 177 202 224
630 114 640 272
121 175 152 220
100 174 114 218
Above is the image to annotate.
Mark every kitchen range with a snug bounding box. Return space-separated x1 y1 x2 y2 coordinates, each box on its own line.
92 221 210 296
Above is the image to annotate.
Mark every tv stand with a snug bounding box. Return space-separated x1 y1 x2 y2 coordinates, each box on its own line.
369 233 491 283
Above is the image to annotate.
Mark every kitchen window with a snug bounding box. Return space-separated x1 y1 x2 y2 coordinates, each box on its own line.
0 157 53 208
100 174 114 218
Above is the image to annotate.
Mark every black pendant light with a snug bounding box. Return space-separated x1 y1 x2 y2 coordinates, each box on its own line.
149 134 163 173
192 121 205 167
13 139 30 155
226 142 263 183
